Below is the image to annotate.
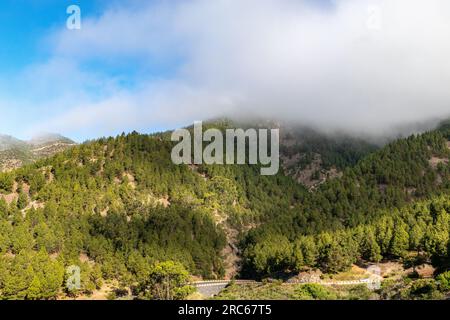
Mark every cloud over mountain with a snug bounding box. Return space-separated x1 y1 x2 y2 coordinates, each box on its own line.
9 0 450 138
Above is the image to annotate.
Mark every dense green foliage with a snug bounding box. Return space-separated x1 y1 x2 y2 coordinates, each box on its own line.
216 276 449 300
136 261 194 300
245 128 450 243
213 282 375 300
242 127 450 278
0 133 230 298
0 130 306 299
0 123 448 300
243 196 450 275
379 277 446 300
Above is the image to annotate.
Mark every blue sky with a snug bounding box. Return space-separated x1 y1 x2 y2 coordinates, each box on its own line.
0 0 335 142
0 0 106 141
0 0 449 141
0 1 99 74
0 0 181 141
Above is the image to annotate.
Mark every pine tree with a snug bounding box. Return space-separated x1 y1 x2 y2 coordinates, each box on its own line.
390 219 409 258
140 261 194 300
16 192 28 210
361 227 382 262
27 276 42 300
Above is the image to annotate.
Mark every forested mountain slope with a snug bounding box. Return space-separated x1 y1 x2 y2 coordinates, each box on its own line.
0 124 448 299
280 126 379 189
0 131 306 299
243 125 450 276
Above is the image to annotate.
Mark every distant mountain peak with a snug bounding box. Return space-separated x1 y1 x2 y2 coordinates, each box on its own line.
29 133 75 146
0 133 76 171
0 134 28 152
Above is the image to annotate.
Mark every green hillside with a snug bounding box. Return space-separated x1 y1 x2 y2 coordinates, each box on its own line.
0 124 448 300
243 125 450 276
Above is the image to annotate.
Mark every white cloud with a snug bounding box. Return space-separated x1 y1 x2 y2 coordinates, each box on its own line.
27 0 450 137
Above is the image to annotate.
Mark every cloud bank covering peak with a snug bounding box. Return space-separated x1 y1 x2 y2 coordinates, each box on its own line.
4 0 450 139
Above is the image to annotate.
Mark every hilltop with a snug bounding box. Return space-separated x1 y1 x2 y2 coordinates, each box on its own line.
0 133 76 171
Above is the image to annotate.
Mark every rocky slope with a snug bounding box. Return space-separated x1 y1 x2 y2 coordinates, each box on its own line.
0 133 76 171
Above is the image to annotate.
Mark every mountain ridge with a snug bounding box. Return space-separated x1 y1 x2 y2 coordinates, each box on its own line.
0 133 76 172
